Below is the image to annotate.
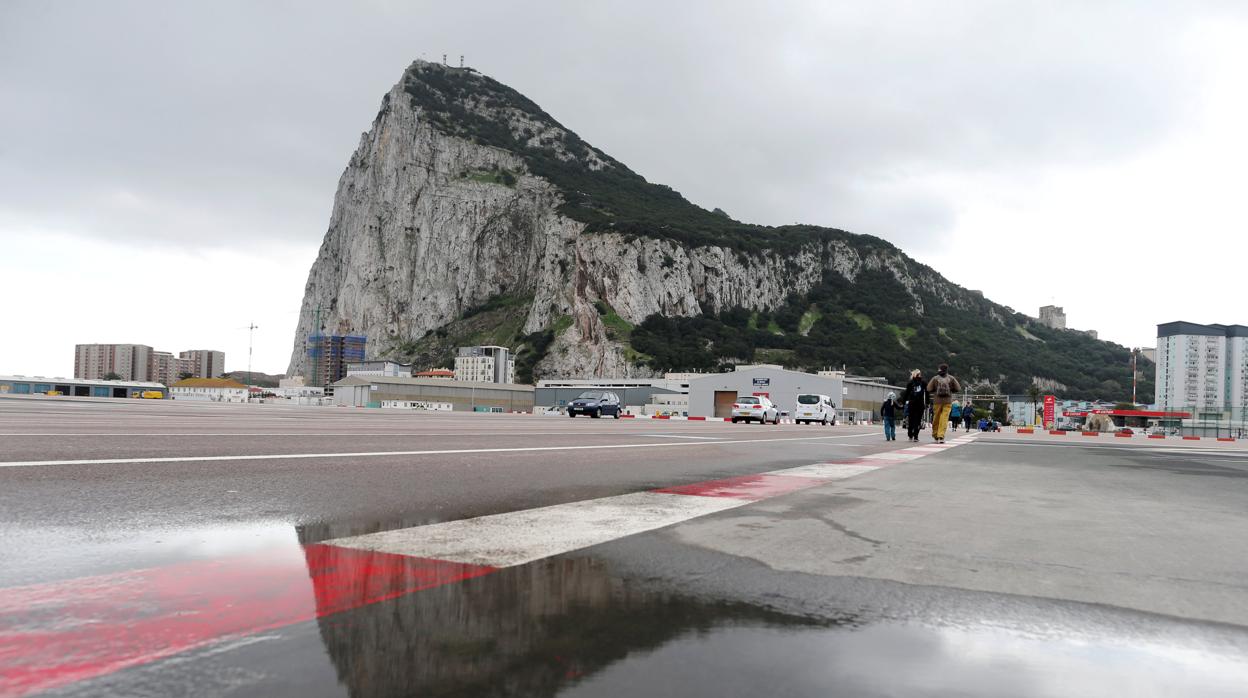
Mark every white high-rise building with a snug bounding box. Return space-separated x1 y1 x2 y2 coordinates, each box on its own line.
1155 322 1248 415
454 346 515 384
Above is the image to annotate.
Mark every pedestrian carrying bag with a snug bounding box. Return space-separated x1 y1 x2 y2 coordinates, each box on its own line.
935 377 952 398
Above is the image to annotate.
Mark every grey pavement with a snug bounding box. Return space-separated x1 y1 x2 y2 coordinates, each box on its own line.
3 398 1248 697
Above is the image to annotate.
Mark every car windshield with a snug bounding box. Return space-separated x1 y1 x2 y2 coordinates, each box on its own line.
737 397 759 404
797 395 820 405
577 392 604 400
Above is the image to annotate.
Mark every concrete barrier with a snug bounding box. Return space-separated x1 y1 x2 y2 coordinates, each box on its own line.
1049 430 1067 435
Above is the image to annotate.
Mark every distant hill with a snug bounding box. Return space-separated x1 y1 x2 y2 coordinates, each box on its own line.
288 60 1151 402
222 370 283 388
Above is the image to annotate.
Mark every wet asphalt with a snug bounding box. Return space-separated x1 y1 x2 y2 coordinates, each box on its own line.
3 397 1248 697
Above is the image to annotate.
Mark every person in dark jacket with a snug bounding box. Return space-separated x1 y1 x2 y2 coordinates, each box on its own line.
902 369 927 442
881 392 899 441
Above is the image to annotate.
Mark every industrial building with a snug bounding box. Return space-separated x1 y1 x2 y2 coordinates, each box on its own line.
687 366 901 420
346 360 411 377
535 378 687 413
331 375 534 412
308 334 367 386
0 375 168 398
454 346 514 384
169 377 251 402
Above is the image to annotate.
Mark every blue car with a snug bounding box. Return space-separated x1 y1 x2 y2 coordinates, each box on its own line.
567 391 622 419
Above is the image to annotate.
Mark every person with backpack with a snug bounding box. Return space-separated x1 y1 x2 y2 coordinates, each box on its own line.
950 401 963 431
881 392 900 441
926 363 961 443
903 369 927 442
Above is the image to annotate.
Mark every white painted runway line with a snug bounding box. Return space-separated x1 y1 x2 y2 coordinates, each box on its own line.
326 492 747 567
325 433 979 568
0 433 880 468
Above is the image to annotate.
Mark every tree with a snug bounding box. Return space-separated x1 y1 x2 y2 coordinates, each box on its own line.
178 371 194 381
103 372 121 381
1027 384 1041 427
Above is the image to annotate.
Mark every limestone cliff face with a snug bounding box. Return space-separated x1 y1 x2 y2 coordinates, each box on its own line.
288 62 979 380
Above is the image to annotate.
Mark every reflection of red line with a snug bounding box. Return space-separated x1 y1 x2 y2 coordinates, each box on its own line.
0 545 495 697
655 473 826 500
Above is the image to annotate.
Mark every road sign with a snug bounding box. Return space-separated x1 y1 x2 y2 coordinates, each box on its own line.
1044 395 1056 428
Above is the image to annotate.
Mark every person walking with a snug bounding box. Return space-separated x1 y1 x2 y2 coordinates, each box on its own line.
962 400 975 432
926 363 961 443
903 369 928 442
881 392 900 441
950 401 963 433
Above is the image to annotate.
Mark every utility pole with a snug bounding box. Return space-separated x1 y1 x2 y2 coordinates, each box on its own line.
1131 348 1138 406
247 323 258 399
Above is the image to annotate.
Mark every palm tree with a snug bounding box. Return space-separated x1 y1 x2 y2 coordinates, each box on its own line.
1028 384 1041 426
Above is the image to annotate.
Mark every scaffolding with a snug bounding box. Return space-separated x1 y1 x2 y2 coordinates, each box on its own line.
307 334 367 387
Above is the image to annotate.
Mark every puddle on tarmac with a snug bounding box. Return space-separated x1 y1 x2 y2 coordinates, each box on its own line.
302 554 1248 698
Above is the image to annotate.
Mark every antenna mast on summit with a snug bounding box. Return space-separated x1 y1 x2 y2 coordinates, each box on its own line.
459 55 464 68
442 53 447 65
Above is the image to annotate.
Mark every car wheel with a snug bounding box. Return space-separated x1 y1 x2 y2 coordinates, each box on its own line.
821 418 828 426
613 410 620 419
568 412 576 418
731 417 739 424
590 409 600 419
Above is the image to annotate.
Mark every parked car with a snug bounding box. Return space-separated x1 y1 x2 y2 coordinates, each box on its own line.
795 394 836 425
731 395 779 424
567 391 622 419
1116 427 1134 435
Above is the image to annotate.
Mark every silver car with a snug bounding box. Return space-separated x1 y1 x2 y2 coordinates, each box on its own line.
731 395 779 424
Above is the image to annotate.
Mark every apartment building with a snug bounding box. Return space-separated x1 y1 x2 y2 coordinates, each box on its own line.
1155 321 1248 415
180 350 225 379
453 346 515 384
307 334 367 386
74 344 154 381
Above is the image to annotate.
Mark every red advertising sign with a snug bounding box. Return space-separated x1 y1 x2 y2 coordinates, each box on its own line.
1043 395 1056 428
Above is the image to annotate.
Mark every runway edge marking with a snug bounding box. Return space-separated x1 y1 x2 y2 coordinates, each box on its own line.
0 433 976 696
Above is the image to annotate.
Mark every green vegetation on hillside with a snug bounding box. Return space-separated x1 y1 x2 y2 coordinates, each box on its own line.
628 269 1153 401
401 63 897 254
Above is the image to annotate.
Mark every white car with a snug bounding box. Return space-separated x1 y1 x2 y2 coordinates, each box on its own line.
731 395 779 424
795 394 836 425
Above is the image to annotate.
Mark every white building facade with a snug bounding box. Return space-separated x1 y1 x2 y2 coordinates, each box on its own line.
1155 321 1248 417
346 360 411 378
454 346 515 384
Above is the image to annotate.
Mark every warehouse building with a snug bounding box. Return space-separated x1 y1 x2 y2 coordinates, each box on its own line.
331 375 534 412
0 375 168 398
687 365 901 420
535 378 686 413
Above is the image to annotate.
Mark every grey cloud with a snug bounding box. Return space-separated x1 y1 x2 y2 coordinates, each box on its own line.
0 0 1240 253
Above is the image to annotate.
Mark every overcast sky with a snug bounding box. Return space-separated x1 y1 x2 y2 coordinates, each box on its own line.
2 1 1245 376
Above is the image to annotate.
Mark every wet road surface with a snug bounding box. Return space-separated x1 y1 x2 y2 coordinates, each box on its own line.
2 397 1247 696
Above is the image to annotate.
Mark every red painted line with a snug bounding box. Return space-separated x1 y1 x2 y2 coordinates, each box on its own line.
1218 437 1235 442
620 414 636 418
1081 431 1100 437
687 416 706 421
1148 434 1166 439
0 545 495 697
1114 432 1132 438
1049 430 1067 436
654 473 826 500
1183 436 1201 441
1017 428 1035 434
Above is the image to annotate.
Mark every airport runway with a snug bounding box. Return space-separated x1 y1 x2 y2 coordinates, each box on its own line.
2 397 1248 697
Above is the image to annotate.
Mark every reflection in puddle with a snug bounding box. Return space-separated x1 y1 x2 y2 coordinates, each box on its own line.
307 556 833 697
303 550 1248 698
